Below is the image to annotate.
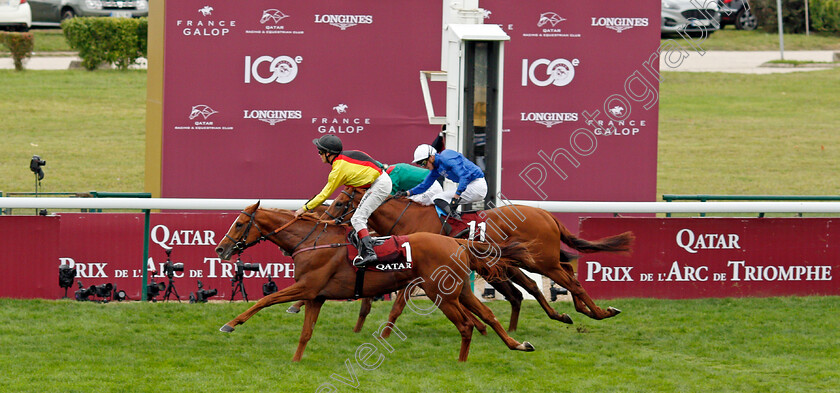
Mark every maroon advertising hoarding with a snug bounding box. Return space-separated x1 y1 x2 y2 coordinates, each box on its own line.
4 215 838 300
482 1 660 203
162 1 444 199
578 218 840 299
161 1 661 227
0 213 293 300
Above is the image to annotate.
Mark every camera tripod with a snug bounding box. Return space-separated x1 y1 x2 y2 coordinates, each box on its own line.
163 274 181 302
162 249 181 302
229 254 249 302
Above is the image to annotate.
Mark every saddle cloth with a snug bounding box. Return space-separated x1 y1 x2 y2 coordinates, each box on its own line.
443 211 487 240
346 228 412 272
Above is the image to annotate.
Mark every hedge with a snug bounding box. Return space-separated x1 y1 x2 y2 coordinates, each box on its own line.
752 0 808 33
810 0 840 35
62 17 148 70
0 31 34 71
752 0 840 35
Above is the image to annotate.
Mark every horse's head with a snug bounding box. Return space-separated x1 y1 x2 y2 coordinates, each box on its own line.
215 201 263 261
321 187 363 225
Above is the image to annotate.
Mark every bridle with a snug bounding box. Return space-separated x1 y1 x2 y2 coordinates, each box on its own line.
224 209 303 255
323 188 413 236
322 188 359 225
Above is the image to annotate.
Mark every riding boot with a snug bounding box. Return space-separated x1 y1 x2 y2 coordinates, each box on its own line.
355 235 378 268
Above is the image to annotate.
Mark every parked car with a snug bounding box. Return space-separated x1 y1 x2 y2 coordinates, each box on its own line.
0 0 31 32
661 0 721 37
28 0 148 26
718 0 757 30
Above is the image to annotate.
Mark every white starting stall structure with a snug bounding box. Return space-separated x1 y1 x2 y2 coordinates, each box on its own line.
421 0 509 207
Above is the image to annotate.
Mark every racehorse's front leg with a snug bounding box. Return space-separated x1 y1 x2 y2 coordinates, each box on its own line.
353 297 373 333
506 268 573 326
380 289 409 338
220 282 318 332
292 298 325 361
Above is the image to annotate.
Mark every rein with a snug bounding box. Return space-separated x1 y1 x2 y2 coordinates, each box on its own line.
323 188 358 225
291 242 350 258
227 210 328 257
384 197 412 235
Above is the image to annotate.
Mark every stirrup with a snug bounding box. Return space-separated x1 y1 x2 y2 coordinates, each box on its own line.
353 256 367 268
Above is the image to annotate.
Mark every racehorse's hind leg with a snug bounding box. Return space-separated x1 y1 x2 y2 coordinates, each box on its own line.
353 297 372 333
459 282 535 352
485 277 523 332
220 281 317 332
465 307 488 336
505 268 573 328
287 300 305 314
548 264 620 320
435 298 474 362
292 298 325 362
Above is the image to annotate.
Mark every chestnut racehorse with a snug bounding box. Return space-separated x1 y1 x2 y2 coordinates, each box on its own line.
285 205 381 334
323 187 634 333
215 202 536 362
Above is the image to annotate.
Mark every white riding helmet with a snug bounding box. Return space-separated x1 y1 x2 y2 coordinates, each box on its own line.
412 144 437 163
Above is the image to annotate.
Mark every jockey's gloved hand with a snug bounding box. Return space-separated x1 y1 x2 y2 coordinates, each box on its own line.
395 191 408 197
449 197 460 211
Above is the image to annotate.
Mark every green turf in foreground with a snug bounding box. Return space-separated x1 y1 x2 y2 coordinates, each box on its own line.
0 297 838 392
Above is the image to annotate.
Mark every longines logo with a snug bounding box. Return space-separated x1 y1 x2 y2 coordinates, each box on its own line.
591 17 649 33
520 112 579 128
243 109 303 125
176 6 237 36
314 14 373 30
521 58 579 87
244 55 302 84
312 103 370 134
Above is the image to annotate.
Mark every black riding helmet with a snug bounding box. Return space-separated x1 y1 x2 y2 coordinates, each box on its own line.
312 135 343 155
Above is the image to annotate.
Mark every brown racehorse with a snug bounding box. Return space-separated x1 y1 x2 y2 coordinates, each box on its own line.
215 202 536 362
288 207 487 336
285 205 381 334
323 187 634 333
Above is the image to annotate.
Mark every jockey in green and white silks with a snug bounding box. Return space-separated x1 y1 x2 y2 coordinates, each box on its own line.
385 163 442 206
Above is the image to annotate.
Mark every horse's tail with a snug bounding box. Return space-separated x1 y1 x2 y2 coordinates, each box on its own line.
550 214 635 254
452 239 535 282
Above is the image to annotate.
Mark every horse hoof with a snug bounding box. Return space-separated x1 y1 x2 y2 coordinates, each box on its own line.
286 306 300 314
517 341 535 352
608 306 622 316
559 313 574 324
220 324 235 333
